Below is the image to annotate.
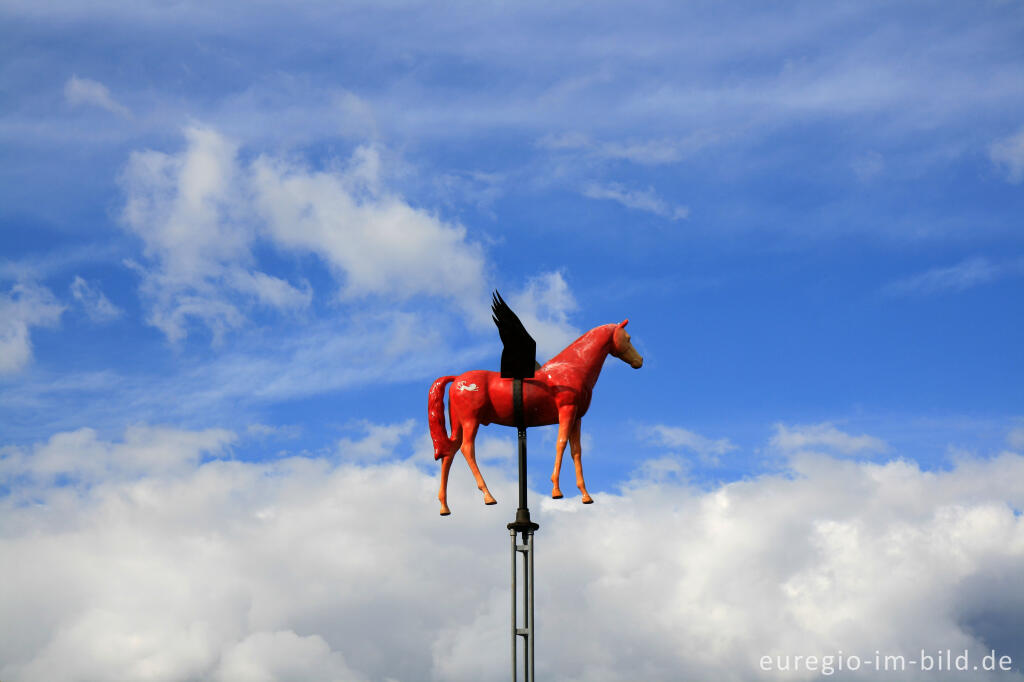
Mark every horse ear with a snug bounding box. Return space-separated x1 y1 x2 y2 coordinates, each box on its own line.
618 319 629 328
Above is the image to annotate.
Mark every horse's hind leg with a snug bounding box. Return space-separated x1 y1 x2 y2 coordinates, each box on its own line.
550 447 565 499
551 406 578 499
438 417 463 516
570 418 593 504
461 421 496 505
438 453 455 516
550 407 574 499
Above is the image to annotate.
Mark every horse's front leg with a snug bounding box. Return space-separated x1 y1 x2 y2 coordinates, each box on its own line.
460 421 497 505
550 406 576 499
570 417 592 504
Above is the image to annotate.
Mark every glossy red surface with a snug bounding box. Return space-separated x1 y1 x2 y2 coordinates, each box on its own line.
428 320 642 515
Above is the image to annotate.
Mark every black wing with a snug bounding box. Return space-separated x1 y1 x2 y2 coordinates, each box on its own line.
491 290 537 379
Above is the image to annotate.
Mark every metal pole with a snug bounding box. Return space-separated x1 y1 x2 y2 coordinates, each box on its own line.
492 292 540 682
508 378 538 682
510 529 535 681
510 528 517 681
522 533 528 682
528 530 535 678
514 379 528 513
518 431 528 511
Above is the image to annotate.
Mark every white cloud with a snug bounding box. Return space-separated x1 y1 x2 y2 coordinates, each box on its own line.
633 454 688 482
5 426 1024 680
0 282 64 374
0 425 511 682
121 127 487 342
213 631 367 682
644 424 737 464
990 127 1024 183
226 269 312 311
507 271 580 360
337 419 416 461
0 425 234 485
64 75 132 118
472 432 517 464
69 276 122 321
539 132 716 166
883 257 1002 297
1009 427 1024 452
772 422 888 455
250 145 486 308
246 423 301 440
120 126 288 342
582 181 689 221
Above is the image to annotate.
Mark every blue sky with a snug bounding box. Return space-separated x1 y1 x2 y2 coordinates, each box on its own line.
2 2 1024 680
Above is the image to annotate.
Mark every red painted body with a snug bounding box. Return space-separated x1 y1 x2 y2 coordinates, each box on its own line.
428 320 643 515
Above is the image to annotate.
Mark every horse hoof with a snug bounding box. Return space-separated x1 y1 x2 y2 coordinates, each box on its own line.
485 498 497 505
552 492 563 499
440 509 451 516
582 496 594 504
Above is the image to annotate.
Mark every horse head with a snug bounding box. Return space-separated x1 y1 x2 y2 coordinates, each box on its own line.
611 319 643 369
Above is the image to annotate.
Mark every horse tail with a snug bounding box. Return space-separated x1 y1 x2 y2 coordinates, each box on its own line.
428 376 460 460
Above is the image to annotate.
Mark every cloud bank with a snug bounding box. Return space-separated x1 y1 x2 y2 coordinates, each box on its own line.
3 425 1024 681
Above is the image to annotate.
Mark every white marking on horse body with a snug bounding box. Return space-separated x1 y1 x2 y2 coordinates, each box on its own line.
457 382 479 392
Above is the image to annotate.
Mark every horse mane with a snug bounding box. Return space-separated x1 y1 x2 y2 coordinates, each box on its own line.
543 323 617 367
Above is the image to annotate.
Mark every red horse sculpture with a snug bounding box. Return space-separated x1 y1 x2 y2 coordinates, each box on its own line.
428 320 643 515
